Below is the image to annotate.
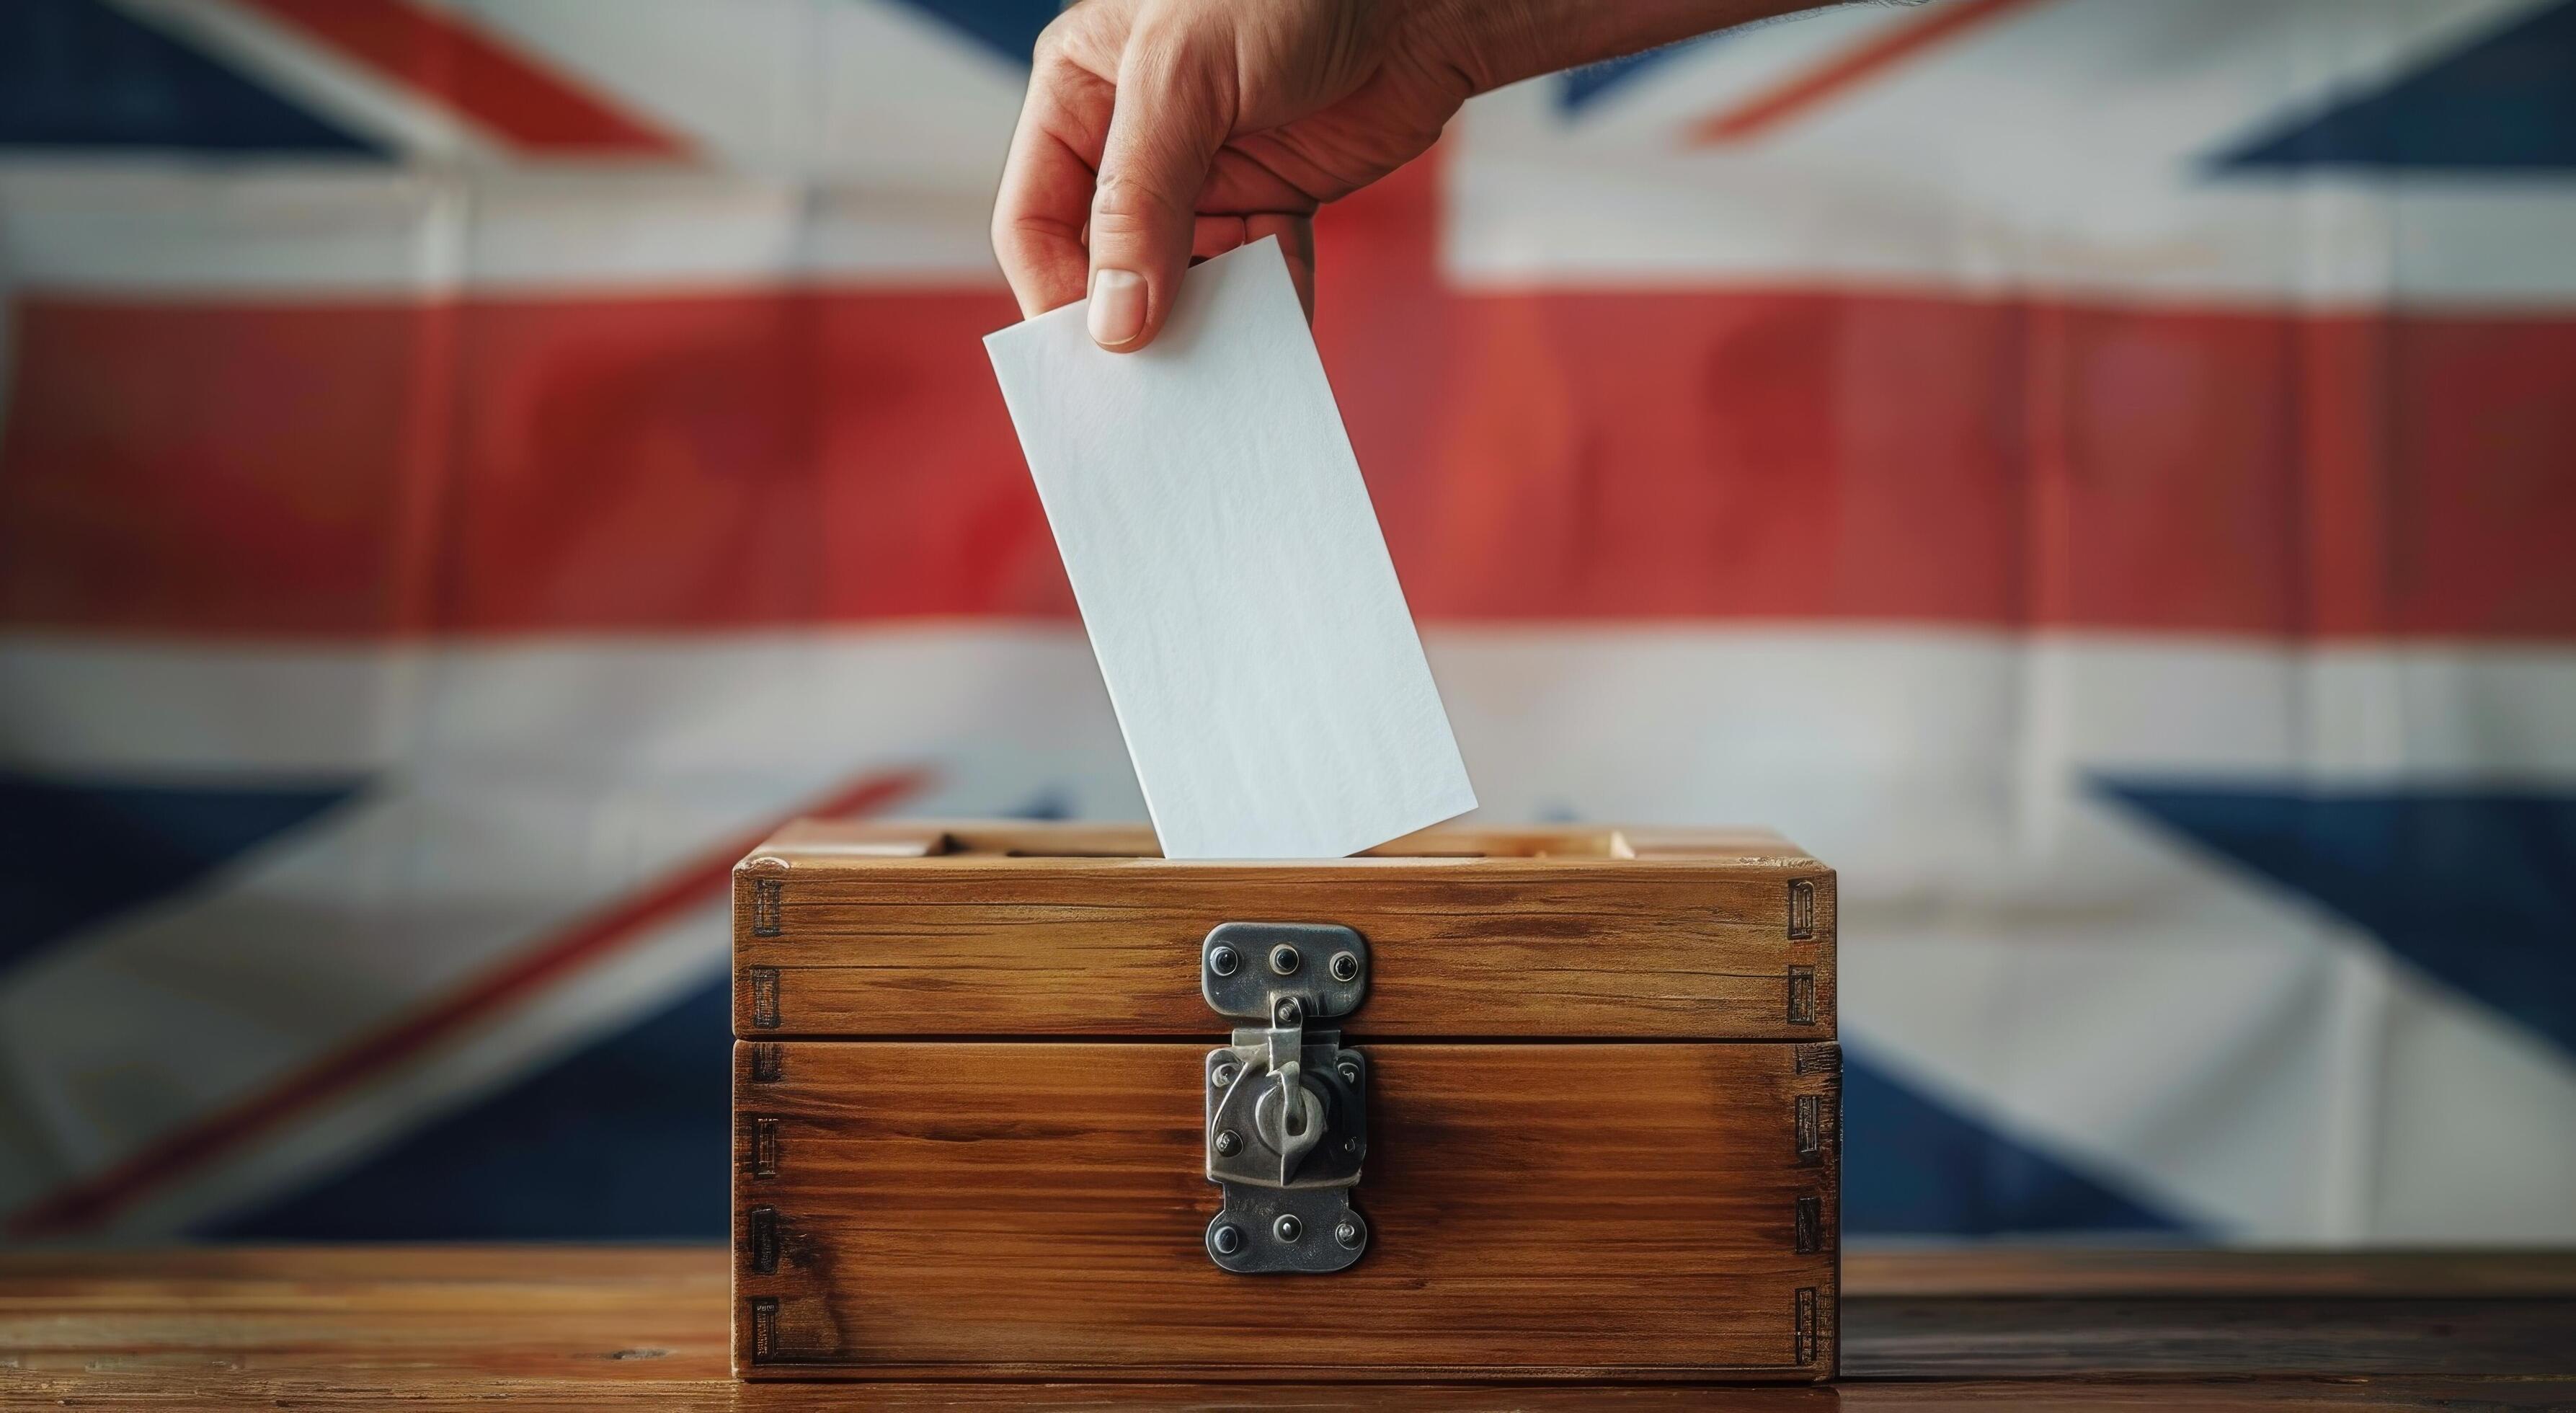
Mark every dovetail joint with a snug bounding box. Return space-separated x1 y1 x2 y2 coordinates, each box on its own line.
1787 966 1817 1026
751 877 783 938
1795 1042 1839 1076
748 1205 780 1275
748 967 781 1030
1795 1195 1822 1254
749 1296 778 1363
751 1117 780 1178
1796 1094 1822 1164
1795 1287 1818 1365
748 1042 783 1083
1788 878 1816 940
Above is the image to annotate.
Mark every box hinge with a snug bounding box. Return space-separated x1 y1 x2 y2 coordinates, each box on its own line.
1199 922 1370 1275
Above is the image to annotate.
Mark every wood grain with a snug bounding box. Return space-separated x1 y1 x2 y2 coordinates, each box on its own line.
1851 1295 2576 1378
731 1040 1841 1380
8 1247 2575 1410
731 821 1836 1040
1844 1246 2576 1298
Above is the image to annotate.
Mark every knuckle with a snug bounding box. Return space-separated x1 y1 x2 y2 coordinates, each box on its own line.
992 210 1073 260
1031 14 1074 63
1089 170 1168 222
1033 1 1127 69
1083 200 1161 247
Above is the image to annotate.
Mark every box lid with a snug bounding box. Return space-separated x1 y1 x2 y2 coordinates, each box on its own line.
732 820 1834 1041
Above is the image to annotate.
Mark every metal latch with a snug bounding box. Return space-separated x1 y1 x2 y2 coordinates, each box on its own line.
1200 921 1369 1274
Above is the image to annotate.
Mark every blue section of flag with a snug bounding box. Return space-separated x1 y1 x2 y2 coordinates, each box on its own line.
0 0 385 156
1844 1047 2185 1236
887 0 1060 66
0 773 358 975
1560 38 1720 113
1007 787 1075 821
2105 783 2576 1060
2211 0 2576 171
205 977 735 1240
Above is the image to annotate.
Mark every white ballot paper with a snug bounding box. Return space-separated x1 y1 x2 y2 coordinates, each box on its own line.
984 237 1475 859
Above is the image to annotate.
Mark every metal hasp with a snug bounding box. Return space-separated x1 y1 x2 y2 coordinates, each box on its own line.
1200 921 1370 1274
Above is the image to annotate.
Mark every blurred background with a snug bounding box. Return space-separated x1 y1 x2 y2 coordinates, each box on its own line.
0 0 2570 1246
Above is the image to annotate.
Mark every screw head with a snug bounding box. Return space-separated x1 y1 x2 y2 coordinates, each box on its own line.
1214 1128 1241 1157
1274 1215 1302 1243
1212 1061 1240 1089
1337 1061 1360 1085
1212 1224 1243 1255
1334 1220 1362 1249
1275 997 1302 1025
1269 944 1301 975
1329 950 1360 982
1341 1136 1361 1155
1208 944 1240 977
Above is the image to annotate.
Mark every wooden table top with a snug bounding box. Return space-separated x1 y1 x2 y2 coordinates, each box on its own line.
4 1246 2572 1409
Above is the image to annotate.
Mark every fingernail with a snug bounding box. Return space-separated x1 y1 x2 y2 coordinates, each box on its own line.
1088 268 1145 348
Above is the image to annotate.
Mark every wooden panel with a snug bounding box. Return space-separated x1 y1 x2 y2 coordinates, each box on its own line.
732 820 1836 1039
732 1040 1841 1380
11 1246 2576 1408
1849 1296 2576 1381
1842 1247 2576 1298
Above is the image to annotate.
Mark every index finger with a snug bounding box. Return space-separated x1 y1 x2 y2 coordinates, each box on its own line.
991 59 1108 319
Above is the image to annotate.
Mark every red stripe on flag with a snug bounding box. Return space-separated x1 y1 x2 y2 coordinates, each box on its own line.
0 288 1062 635
6 280 2571 640
1692 0 2048 144
234 0 685 155
6 160 2573 642
2 767 929 1239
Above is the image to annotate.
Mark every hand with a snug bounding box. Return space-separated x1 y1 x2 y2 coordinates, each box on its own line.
991 0 1475 351
991 0 1812 351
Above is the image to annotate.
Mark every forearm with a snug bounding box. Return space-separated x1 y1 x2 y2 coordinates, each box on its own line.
1418 0 1836 94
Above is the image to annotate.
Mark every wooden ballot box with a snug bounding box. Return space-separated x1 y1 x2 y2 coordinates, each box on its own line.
729 820 1839 1383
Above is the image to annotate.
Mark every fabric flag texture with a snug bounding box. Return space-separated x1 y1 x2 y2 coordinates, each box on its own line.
0 0 2570 1244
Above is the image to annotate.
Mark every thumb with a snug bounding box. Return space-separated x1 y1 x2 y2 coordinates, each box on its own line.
1085 52 1227 352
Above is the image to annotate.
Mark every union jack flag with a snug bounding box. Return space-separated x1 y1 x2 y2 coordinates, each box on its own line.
1 0 2571 1243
